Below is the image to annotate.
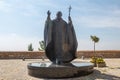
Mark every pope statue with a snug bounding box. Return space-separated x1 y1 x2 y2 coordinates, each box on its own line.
44 9 78 64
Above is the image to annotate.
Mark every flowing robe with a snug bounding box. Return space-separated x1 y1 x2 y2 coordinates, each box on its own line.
44 18 77 63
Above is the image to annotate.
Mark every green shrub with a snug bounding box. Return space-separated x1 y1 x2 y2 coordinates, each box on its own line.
90 57 97 63
28 43 34 51
90 57 105 64
96 58 105 63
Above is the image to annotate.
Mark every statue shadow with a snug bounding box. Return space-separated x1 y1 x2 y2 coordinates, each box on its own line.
43 69 120 80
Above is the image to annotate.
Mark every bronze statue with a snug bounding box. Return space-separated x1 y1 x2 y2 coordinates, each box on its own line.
44 7 78 64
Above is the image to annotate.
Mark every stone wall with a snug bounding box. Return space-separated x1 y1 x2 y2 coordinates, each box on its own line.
77 50 120 58
0 51 45 59
0 50 120 59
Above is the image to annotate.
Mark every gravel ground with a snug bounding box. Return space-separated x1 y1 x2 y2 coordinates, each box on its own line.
0 59 120 80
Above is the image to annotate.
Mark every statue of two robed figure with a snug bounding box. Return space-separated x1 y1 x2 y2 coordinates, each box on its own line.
44 7 78 64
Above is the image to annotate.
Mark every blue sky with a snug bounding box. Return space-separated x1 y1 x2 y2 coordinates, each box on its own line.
0 0 120 51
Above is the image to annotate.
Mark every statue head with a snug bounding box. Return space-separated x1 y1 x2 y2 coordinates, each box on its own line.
56 11 62 20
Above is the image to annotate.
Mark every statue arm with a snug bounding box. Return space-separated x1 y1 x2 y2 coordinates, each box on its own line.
68 16 72 26
47 10 51 20
45 10 52 30
44 10 52 47
67 16 78 52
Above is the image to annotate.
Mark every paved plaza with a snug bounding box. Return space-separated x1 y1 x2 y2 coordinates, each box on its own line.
0 59 120 80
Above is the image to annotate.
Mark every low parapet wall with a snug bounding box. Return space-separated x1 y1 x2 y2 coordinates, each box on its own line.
77 50 120 58
0 51 45 59
0 50 120 59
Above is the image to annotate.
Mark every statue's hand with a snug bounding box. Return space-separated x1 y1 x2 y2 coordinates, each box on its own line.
47 10 51 16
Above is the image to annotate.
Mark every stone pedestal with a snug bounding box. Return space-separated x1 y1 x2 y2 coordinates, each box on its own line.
27 62 94 79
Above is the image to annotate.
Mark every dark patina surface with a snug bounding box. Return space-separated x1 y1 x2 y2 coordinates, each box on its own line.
28 62 94 79
44 11 78 63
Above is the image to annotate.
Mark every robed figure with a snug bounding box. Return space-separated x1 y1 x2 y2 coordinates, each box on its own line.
44 10 78 64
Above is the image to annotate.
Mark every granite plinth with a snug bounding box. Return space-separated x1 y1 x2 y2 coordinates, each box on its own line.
27 62 94 79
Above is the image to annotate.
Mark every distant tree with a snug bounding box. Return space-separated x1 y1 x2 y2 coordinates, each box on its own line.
38 41 45 51
28 43 34 51
90 35 99 54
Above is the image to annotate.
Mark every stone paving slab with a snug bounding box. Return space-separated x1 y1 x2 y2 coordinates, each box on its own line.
0 59 120 80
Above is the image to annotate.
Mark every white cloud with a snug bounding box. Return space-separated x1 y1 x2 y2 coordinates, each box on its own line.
73 1 120 28
12 0 59 16
74 15 120 28
22 5 39 17
0 0 120 51
111 8 120 16
0 0 12 12
77 38 120 50
77 39 93 50
0 34 42 51
0 33 119 51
